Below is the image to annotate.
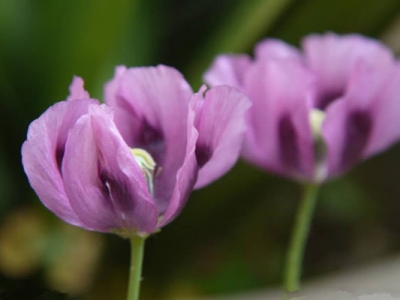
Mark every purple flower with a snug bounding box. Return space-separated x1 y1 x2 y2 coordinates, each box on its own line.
205 33 400 182
22 65 250 236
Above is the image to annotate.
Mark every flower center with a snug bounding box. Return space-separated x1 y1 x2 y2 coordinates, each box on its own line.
309 109 325 139
317 89 343 110
130 148 156 196
309 109 327 182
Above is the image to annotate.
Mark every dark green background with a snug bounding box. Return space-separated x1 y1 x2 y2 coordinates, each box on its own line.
1 0 400 299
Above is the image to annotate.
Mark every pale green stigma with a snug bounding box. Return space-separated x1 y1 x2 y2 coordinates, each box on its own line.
309 109 327 182
309 109 326 139
130 148 156 196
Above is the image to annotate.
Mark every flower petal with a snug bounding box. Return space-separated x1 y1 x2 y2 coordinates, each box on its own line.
303 33 394 109
254 39 301 61
105 65 194 214
91 106 158 233
62 105 158 233
192 85 251 189
322 61 389 176
365 65 400 157
321 98 352 178
323 62 400 177
242 59 315 180
22 99 97 228
158 105 198 227
203 54 252 90
67 76 90 101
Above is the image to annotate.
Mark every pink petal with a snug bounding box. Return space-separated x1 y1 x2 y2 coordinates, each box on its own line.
158 105 198 227
321 98 349 178
66 76 90 101
62 105 158 233
91 106 159 233
303 33 394 109
105 65 194 214
242 59 315 180
366 65 400 157
322 61 395 177
192 85 251 189
203 54 252 90
254 38 301 61
22 99 97 228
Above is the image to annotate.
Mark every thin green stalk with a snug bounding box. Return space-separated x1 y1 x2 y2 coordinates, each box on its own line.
284 184 320 292
127 235 146 300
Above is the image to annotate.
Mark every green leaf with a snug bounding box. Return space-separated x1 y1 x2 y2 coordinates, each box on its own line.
271 0 400 43
186 0 293 88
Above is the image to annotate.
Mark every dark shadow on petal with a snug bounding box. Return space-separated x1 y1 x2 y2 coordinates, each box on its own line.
195 144 212 168
278 114 300 172
99 172 112 198
116 97 165 163
340 110 372 170
137 119 165 164
317 89 343 110
56 146 65 174
99 170 128 222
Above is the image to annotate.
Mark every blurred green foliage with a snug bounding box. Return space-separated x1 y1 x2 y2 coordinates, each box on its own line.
2 0 400 299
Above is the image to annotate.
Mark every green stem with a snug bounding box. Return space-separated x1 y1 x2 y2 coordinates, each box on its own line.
127 235 146 300
284 183 320 292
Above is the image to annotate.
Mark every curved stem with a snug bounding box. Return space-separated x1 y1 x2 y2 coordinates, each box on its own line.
284 183 320 292
127 235 146 300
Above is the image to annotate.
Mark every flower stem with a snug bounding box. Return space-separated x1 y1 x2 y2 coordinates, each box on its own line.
127 235 146 300
284 183 320 292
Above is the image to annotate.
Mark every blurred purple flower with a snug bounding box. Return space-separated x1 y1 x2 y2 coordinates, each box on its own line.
22 65 250 236
205 33 400 182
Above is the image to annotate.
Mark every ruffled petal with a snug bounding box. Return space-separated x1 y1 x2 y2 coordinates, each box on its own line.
365 64 400 157
192 85 251 189
104 65 193 214
62 105 158 233
90 105 158 233
158 105 198 227
254 38 301 61
322 61 393 177
203 33 400 183
303 33 394 109
104 66 141 149
320 99 348 178
242 59 315 180
22 99 97 228
203 54 252 90
67 76 90 101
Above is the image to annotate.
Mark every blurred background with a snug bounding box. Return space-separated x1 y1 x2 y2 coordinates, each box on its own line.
2 0 400 299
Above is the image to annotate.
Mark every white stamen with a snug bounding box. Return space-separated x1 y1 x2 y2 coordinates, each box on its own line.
309 109 326 139
309 109 327 182
130 148 156 196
